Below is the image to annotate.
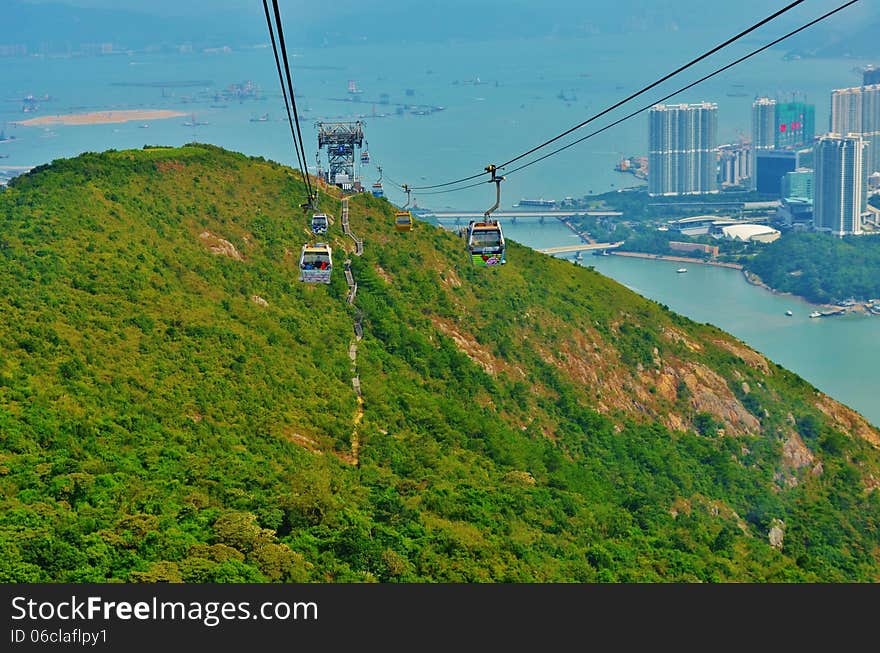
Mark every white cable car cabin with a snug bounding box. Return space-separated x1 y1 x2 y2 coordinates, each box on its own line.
371 182 384 198
467 221 505 266
298 243 333 284
310 212 329 235
394 210 414 232
360 150 370 164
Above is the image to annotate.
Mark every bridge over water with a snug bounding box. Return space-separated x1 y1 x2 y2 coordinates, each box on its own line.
537 241 624 254
428 210 622 223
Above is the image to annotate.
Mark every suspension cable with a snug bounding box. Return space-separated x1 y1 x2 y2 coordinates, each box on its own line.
261 0 308 193
262 0 315 203
414 179 492 196
402 0 806 191
496 0 807 170
502 0 859 178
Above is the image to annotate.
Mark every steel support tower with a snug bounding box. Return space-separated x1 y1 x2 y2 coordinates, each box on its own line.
316 121 365 191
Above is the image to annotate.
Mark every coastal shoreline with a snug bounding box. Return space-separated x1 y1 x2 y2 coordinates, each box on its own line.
609 250 743 269
14 109 187 127
740 268 868 313
610 251 874 314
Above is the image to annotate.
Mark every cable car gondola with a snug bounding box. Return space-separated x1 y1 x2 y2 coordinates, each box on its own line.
395 211 414 231
299 243 333 284
372 165 384 198
310 212 328 235
467 165 506 266
360 141 370 164
467 221 505 266
395 183 414 232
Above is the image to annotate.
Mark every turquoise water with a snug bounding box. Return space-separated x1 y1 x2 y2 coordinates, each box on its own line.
2 36 878 425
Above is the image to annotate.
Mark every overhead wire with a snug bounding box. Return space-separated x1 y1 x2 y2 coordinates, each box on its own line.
501 0 860 178
382 173 407 190
261 0 309 197
261 0 315 203
495 0 808 171
415 179 492 196
401 0 808 191
270 0 314 202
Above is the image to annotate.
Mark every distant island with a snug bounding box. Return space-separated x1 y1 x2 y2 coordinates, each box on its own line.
14 109 186 127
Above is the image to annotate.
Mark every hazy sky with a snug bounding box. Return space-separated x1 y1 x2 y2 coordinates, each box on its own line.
12 0 878 51
18 0 879 26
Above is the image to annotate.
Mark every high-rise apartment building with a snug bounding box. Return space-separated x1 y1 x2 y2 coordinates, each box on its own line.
813 134 865 236
750 97 776 190
752 97 776 150
648 102 718 196
774 101 815 149
830 84 880 176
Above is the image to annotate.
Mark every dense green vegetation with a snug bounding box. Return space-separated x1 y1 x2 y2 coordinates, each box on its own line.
1 145 879 583
745 231 880 304
586 188 776 222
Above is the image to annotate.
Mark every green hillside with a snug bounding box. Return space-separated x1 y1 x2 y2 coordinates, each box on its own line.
1 144 878 582
745 232 880 304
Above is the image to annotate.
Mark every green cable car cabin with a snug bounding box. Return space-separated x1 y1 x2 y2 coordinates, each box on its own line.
466 220 505 266
298 243 333 284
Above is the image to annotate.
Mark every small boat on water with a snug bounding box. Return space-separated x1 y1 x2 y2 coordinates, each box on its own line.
676 267 687 273
810 308 846 318
786 310 793 316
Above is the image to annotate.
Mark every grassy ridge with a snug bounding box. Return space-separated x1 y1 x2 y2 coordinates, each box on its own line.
1 144 878 582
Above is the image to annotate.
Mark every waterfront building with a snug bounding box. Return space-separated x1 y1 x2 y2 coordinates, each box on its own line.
775 101 815 149
669 241 719 257
755 150 799 196
777 197 813 226
813 133 865 236
781 168 814 201
669 216 741 236
648 102 718 196
718 223 781 243
830 84 880 176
